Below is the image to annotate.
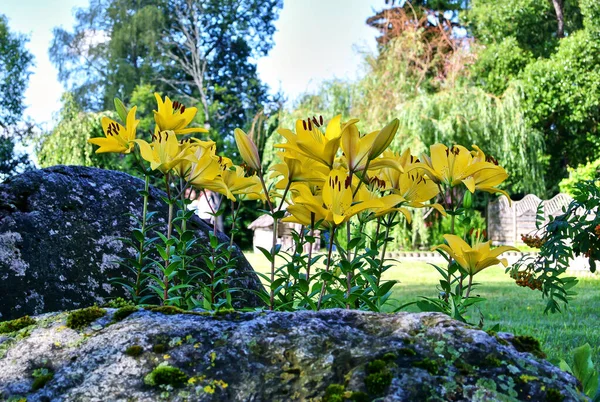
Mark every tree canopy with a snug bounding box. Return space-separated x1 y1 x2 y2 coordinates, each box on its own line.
0 14 34 180
49 0 283 149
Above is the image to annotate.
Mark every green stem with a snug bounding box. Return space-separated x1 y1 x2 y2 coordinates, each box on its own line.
317 225 337 311
270 215 278 310
163 174 174 304
377 224 391 287
464 274 474 298
306 213 315 285
256 171 278 311
134 174 150 301
352 159 371 198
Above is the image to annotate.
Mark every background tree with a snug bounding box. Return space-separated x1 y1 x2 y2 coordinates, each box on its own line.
49 0 283 154
50 0 165 111
0 14 34 181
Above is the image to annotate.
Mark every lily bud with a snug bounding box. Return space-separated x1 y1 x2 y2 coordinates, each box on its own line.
234 128 261 172
463 190 473 209
368 118 399 160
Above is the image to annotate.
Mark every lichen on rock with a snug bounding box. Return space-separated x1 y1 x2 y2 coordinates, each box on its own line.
0 165 265 320
0 309 586 401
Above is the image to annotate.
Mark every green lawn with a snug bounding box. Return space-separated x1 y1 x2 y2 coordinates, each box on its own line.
244 252 600 367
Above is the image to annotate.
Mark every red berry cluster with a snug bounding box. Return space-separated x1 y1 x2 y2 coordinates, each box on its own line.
510 270 543 291
521 233 545 248
595 224 600 238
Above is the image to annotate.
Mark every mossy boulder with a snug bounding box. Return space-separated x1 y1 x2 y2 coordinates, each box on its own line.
0 165 264 320
0 309 586 401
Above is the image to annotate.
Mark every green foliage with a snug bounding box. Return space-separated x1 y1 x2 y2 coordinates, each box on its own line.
470 38 533 95
144 365 188 387
0 315 35 334
0 14 34 181
66 306 106 330
31 367 53 391
288 36 546 196
466 0 582 58
50 0 282 155
0 14 33 128
0 136 32 182
431 208 486 245
255 215 400 312
559 343 599 399
559 159 600 196
519 29 600 192
104 297 134 309
510 181 599 313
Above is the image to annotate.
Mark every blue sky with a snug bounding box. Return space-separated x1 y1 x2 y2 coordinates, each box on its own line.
2 0 382 129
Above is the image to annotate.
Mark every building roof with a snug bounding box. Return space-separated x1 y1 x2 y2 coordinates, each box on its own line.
248 214 274 229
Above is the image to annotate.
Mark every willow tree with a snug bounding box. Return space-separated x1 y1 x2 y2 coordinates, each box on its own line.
359 29 546 195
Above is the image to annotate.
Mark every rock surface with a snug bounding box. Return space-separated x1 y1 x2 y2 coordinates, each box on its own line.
0 309 585 401
0 165 264 319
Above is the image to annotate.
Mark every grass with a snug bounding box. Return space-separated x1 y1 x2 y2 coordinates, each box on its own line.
244 251 600 367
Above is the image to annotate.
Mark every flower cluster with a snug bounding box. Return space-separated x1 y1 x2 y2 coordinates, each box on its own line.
88 95 518 313
90 94 264 203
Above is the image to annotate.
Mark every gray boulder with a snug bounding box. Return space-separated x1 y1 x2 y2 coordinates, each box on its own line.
0 309 585 401
0 165 264 319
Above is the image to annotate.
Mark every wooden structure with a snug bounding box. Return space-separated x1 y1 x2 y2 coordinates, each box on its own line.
248 215 320 253
487 193 573 246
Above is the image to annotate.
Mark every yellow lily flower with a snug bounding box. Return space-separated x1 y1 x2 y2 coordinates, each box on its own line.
222 166 264 201
293 168 382 226
355 184 409 221
153 93 208 135
341 121 380 172
412 144 497 192
89 106 139 154
432 234 519 275
186 144 223 190
282 184 327 226
276 115 346 168
470 145 511 201
270 151 328 189
134 131 193 174
234 128 262 172
371 149 444 216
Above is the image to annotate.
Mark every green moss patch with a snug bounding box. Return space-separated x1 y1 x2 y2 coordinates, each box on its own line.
323 384 346 402
66 306 106 330
147 306 188 315
113 305 139 322
31 368 54 391
144 365 188 387
365 359 393 396
509 335 546 359
545 388 564 402
125 345 144 357
104 297 134 309
413 358 440 375
0 315 35 334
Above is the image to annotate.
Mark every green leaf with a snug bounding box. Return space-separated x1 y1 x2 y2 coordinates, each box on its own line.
256 246 274 263
572 343 599 397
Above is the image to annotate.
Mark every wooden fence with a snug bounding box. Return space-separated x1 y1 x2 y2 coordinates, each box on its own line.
487 193 573 246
